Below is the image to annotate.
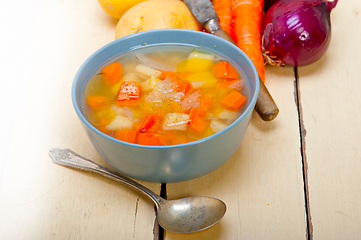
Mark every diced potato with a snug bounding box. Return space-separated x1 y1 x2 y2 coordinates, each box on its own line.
188 72 218 88
162 113 190 131
106 115 134 130
123 72 145 82
188 50 215 62
217 109 241 121
141 76 160 92
110 105 125 115
176 58 214 74
135 64 161 77
210 120 228 133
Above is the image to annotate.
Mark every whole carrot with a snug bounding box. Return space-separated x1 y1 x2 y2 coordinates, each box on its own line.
213 0 233 37
231 0 265 82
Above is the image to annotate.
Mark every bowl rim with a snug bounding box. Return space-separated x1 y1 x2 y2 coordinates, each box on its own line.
72 29 259 149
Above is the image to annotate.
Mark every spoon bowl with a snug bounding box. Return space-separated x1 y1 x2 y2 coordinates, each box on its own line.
48 148 226 233
157 197 226 233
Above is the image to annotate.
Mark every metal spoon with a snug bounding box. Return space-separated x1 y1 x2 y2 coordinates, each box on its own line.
48 148 226 233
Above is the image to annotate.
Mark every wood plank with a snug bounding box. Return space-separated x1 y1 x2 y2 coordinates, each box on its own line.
165 66 308 239
298 1 361 239
0 0 159 239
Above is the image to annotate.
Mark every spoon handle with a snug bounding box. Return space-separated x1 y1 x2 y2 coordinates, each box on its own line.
48 148 163 205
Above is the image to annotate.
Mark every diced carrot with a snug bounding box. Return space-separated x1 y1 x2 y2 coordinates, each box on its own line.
97 115 114 126
137 133 162 146
188 108 208 133
116 99 139 106
114 130 137 143
159 131 177 145
212 61 240 80
219 79 243 90
200 95 213 112
220 90 247 110
189 118 208 133
159 71 178 81
172 80 191 93
171 134 191 145
101 62 123 86
138 113 162 133
86 95 109 109
117 81 141 105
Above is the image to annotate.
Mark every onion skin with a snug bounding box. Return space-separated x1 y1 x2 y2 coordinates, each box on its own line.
262 0 338 66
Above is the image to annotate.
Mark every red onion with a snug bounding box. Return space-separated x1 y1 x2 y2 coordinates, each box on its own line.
264 0 280 11
262 0 338 66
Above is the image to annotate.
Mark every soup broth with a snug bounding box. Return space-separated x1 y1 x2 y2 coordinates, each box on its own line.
82 45 250 146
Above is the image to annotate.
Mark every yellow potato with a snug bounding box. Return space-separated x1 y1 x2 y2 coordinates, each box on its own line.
98 0 147 19
115 0 202 39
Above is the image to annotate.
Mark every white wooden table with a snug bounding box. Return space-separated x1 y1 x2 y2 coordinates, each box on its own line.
1 0 360 239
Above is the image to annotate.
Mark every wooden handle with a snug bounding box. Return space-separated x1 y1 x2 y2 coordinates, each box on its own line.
255 79 279 121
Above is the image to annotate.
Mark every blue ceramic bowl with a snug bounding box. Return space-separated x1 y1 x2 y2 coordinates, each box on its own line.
72 29 259 183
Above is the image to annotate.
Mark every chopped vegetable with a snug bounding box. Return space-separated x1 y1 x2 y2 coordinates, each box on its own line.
141 76 160 92
172 80 191 93
210 120 228 133
212 61 240 80
137 133 161 146
159 71 179 81
187 72 218 89
101 62 123 86
220 90 247 110
188 49 216 62
139 113 162 133
117 81 141 106
162 113 190 131
188 108 208 133
200 95 213 112
135 64 161 77
86 95 110 109
219 79 243 90
106 115 133 130
114 130 137 143
176 58 214 74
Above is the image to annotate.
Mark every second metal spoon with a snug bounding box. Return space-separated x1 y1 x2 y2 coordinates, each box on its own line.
48 148 226 234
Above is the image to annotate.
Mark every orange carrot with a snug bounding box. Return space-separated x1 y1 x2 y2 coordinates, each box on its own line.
220 90 247 110
86 95 109 109
231 0 265 82
219 79 243 90
213 0 233 37
159 71 178 81
172 80 191 93
117 81 141 106
138 133 162 146
200 95 213 112
159 132 176 145
212 61 240 80
188 108 208 133
114 130 137 143
101 62 123 86
138 113 162 133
